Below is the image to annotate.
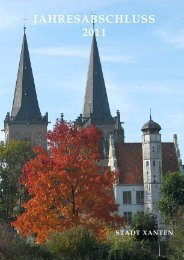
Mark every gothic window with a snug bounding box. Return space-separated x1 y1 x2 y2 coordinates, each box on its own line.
22 137 31 142
159 161 161 171
124 212 132 224
123 191 131 204
136 191 144 204
148 184 151 191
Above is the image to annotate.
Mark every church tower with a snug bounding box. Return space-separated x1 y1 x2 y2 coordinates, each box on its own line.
4 28 48 148
76 32 124 146
141 115 163 218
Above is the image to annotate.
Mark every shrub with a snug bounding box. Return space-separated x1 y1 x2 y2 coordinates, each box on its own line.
0 221 50 260
107 232 156 260
45 225 101 259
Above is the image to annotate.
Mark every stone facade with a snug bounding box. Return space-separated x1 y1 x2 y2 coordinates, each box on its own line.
114 184 144 221
142 122 163 218
5 122 47 149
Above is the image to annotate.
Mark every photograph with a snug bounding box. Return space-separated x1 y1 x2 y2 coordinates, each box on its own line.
0 1 184 259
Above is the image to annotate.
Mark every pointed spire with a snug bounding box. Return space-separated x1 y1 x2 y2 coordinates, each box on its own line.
83 33 112 119
92 16 95 30
23 25 26 34
60 113 64 123
11 29 41 120
150 108 152 120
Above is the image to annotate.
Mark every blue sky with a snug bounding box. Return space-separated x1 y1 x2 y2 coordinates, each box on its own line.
0 0 184 160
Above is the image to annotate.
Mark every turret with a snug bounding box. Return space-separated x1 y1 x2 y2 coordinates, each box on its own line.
114 110 124 143
141 114 162 218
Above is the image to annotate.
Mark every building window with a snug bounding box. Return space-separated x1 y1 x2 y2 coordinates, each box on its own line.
22 137 31 142
146 161 149 166
153 161 155 166
136 191 144 204
159 161 161 173
152 146 155 152
124 212 132 223
123 191 131 204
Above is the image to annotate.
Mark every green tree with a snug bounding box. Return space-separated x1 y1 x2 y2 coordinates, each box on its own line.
0 141 34 222
107 232 155 260
131 211 158 241
167 219 184 260
158 172 184 225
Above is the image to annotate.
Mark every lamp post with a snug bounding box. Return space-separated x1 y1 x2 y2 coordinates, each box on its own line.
157 220 161 257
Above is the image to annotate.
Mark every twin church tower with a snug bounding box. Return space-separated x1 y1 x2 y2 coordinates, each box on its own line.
4 28 124 150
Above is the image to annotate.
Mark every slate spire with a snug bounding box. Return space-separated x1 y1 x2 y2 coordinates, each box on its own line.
83 33 112 119
11 28 41 120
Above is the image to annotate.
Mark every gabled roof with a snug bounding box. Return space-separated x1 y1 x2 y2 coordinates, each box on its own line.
162 143 179 175
11 30 41 120
83 33 112 119
115 142 179 185
115 143 143 184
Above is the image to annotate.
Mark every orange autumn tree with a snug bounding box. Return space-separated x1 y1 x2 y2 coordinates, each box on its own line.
12 122 123 243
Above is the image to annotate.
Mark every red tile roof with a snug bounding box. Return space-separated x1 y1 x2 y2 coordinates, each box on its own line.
115 142 179 184
162 143 179 176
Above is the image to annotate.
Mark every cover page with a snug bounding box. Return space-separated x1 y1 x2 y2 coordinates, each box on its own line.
0 1 183 259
